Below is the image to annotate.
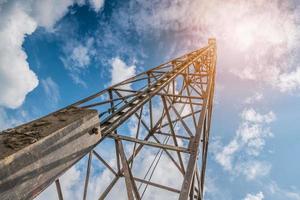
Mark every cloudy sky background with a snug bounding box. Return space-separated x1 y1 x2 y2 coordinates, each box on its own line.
0 0 300 199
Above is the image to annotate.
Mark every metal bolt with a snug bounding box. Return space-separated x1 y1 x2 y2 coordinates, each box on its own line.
90 127 99 135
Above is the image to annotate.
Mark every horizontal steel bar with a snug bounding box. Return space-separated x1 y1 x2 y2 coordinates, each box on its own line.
173 101 203 106
108 133 190 153
80 93 138 108
154 132 191 140
133 177 180 194
151 71 209 77
112 88 204 100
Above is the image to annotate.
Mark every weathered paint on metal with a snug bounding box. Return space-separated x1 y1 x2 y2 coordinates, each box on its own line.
0 107 101 200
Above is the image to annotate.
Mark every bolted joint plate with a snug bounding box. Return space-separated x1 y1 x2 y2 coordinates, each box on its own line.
0 107 101 200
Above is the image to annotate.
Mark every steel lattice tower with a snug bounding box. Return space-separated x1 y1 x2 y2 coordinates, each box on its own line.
0 39 217 200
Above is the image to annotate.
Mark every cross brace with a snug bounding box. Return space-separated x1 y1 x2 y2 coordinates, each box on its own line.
0 39 216 200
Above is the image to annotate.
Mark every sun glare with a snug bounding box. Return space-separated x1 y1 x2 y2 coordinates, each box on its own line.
234 19 258 50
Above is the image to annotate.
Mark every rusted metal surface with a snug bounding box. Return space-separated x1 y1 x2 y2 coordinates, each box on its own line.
0 107 101 200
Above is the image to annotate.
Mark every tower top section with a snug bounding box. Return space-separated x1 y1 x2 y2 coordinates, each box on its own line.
208 38 216 45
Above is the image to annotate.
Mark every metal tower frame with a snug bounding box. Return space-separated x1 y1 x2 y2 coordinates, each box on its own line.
0 39 216 200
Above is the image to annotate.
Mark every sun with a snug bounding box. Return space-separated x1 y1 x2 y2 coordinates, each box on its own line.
234 18 259 50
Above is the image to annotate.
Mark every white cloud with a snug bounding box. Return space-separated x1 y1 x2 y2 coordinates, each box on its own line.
286 192 300 200
111 57 136 88
35 166 82 200
244 191 264 200
37 142 181 200
34 184 57 200
31 0 81 30
244 93 263 104
0 0 105 108
71 45 91 68
89 145 183 200
213 108 275 179
89 0 105 12
268 181 300 200
236 161 271 181
241 108 276 124
41 77 60 105
61 38 95 87
0 0 73 109
119 0 300 93
138 152 181 200
0 4 38 109
60 166 81 199
239 124 271 156
278 67 300 92
215 140 239 171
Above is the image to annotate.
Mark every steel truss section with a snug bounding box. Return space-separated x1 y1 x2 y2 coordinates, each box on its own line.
1 39 216 200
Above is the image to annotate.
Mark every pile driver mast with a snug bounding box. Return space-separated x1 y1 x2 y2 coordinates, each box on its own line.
0 39 217 200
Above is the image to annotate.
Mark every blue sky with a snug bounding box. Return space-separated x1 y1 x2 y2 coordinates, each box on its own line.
1 0 300 199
